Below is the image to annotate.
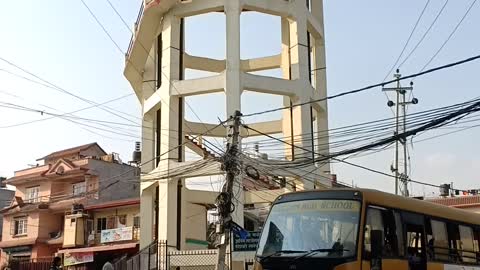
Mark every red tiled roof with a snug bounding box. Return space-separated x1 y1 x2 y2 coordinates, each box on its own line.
427 196 480 207
37 143 106 161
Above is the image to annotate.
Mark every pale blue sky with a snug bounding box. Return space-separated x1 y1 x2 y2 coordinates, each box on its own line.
0 1 479 196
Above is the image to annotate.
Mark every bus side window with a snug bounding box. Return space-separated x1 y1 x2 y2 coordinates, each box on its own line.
394 211 405 257
430 219 449 262
458 225 476 264
381 210 400 257
364 207 401 259
364 207 384 260
474 229 480 263
447 223 461 263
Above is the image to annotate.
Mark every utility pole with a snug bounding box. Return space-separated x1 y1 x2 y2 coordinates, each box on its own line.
216 110 242 270
383 69 418 196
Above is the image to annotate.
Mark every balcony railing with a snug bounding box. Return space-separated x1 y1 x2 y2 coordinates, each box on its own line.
93 227 140 245
126 2 145 60
25 192 87 205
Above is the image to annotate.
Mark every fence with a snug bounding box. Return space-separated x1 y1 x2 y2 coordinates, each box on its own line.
114 241 236 270
9 257 52 270
166 249 222 270
113 240 164 270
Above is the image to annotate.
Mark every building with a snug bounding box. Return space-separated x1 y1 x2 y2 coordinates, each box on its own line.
57 198 140 270
427 195 480 213
0 180 14 269
0 143 140 269
123 0 330 258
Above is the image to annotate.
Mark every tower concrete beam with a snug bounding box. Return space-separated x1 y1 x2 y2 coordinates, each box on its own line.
241 54 281 72
171 0 225 18
243 73 298 97
170 74 225 96
243 0 293 17
184 53 226 73
143 160 223 181
240 120 282 136
183 121 226 137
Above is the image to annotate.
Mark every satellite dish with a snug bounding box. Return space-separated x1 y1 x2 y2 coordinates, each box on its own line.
102 262 114 270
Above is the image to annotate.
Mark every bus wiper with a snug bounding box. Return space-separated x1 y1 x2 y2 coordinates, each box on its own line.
291 248 350 262
259 250 307 262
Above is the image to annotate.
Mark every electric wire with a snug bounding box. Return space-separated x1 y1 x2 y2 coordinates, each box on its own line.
382 0 431 82
241 54 480 119
418 0 478 73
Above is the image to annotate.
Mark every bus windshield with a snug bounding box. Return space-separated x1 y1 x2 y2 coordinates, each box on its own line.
256 199 361 259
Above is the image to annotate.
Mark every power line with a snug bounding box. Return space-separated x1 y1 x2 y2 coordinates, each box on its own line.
242 98 480 193
398 0 450 69
0 59 140 125
241 54 480 118
84 119 229 195
419 0 478 72
80 0 224 155
0 92 135 129
382 0 431 82
99 0 225 152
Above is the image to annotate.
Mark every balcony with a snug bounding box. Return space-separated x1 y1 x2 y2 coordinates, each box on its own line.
91 227 140 246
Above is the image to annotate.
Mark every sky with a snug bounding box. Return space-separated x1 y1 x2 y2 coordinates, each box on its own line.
0 0 479 197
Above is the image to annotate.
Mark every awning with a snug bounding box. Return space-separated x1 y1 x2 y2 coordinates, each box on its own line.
0 238 36 248
57 242 138 254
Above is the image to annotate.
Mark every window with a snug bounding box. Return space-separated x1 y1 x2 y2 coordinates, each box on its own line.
26 186 39 203
97 217 107 233
430 220 449 261
133 216 140 228
459 225 476 263
256 199 361 258
394 212 405 256
12 217 28 235
156 34 163 89
447 223 461 263
97 215 128 232
107 216 116 229
72 182 86 196
364 208 384 257
117 215 127 228
364 207 402 259
474 229 479 255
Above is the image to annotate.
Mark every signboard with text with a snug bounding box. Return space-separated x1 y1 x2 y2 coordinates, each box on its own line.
64 252 94 266
233 231 261 252
100 226 133 243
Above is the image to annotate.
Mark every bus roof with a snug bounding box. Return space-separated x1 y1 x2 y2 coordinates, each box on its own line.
277 188 480 226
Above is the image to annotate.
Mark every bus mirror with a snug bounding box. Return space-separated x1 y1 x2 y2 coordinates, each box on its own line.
370 230 383 258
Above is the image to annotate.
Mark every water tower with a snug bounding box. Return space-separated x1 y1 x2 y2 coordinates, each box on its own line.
124 0 330 250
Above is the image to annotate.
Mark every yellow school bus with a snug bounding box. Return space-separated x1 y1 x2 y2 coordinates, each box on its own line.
254 188 480 270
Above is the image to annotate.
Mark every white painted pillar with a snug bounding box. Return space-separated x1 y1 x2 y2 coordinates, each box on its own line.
290 3 314 190
139 183 156 248
281 17 294 162
311 0 331 182
225 0 244 226
141 115 155 173
156 13 182 246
